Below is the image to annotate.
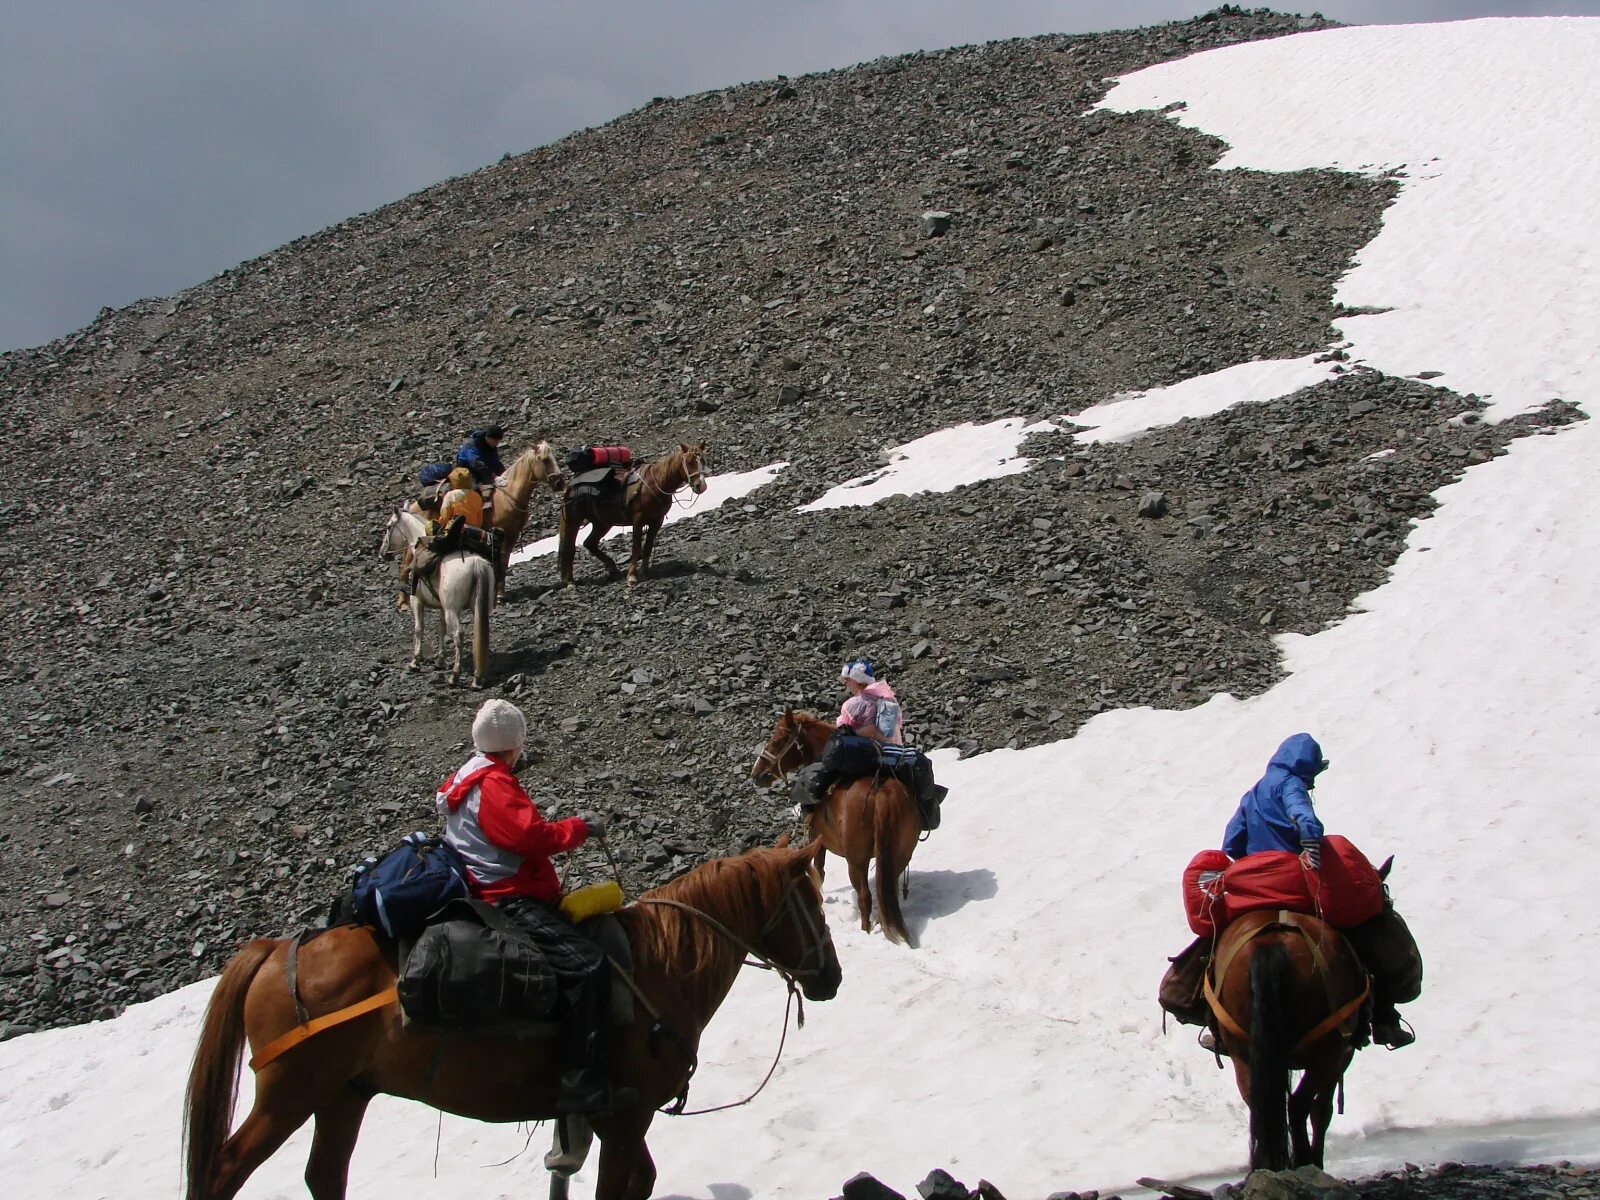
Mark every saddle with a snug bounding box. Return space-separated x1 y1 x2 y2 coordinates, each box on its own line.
567 466 636 503
416 482 496 523
397 899 635 1037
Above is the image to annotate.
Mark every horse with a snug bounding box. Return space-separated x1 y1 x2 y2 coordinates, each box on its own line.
557 442 707 587
751 709 920 946
380 506 495 687
1205 907 1371 1171
410 441 566 601
182 839 840 1200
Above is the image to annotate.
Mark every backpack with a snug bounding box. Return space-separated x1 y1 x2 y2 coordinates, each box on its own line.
397 898 561 1032
350 833 470 940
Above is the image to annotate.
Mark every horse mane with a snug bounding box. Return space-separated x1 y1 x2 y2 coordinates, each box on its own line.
619 845 798 1007
503 441 554 484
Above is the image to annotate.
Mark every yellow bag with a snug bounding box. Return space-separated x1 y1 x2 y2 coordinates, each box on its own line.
560 880 624 922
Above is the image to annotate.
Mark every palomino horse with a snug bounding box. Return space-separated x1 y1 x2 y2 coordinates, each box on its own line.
558 442 707 587
380 507 495 687
183 840 840 1200
751 709 920 945
1206 907 1371 1170
410 441 565 600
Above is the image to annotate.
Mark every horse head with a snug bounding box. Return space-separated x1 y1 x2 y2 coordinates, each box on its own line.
379 505 410 560
752 708 812 784
679 442 708 495
534 440 565 494
758 839 841 1001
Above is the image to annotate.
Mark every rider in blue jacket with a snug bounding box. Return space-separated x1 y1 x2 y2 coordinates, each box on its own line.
1223 732 1327 865
456 425 506 485
1162 732 1421 1051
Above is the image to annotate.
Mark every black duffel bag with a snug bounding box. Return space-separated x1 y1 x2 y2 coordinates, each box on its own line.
398 898 560 1033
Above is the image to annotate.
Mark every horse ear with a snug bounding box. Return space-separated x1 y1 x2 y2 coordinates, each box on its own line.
679 441 690 452
774 831 793 850
1377 854 1394 881
803 838 825 869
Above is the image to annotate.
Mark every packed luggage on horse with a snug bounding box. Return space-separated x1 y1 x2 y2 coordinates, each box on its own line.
1158 733 1423 1052
558 441 708 586
794 659 947 831
399 466 504 604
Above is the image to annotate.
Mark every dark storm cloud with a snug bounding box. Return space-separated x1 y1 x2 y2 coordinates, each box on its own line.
2 0 1595 352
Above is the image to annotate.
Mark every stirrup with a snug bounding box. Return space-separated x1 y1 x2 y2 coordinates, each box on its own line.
1198 1028 1218 1052
1372 1017 1416 1049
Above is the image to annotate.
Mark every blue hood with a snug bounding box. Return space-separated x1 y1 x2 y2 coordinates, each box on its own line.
1268 733 1327 784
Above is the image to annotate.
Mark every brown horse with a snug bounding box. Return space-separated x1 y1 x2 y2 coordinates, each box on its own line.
751 709 920 946
410 441 565 600
558 442 707 587
183 840 840 1200
1206 908 1371 1171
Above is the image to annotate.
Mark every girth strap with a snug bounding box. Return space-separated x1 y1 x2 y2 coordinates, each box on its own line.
249 987 399 1072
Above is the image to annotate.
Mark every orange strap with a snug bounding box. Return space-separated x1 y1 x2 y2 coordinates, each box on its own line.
1204 913 1369 1054
249 986 399 1072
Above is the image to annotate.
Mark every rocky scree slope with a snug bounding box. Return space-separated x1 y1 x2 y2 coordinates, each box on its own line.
0 7 1579 1035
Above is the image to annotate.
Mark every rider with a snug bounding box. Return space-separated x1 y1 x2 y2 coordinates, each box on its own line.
1165 733 1421 1050
456 425 506 486
436 699 634 1114
438 465 485 529
836 658 903 744
797 660 944 828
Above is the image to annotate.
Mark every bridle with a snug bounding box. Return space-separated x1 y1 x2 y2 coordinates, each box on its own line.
753 726 807 784
641 450 707 509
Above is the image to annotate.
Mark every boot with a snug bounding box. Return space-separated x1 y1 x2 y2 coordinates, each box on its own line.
1371 1004 1415 1049
554 971 638 1116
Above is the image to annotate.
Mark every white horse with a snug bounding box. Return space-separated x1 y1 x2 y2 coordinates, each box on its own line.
380 507 496 688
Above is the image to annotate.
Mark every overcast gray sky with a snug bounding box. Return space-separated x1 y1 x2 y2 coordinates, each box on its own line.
2 1 1593 353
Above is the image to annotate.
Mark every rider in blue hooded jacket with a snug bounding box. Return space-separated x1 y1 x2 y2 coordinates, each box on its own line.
456 425 506 485
1222 732 1327 865
1161 733 1421 1051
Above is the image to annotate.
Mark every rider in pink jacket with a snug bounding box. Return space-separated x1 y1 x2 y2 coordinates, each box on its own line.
836 661 905 744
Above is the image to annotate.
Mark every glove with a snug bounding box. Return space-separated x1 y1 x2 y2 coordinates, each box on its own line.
580 812 606 839
1299 839 1322 870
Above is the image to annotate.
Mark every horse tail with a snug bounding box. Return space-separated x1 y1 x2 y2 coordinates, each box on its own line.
557 502 574 582
472 559 492 681
184 937 278 1200
1247 940 1294 1171
872 782 912 946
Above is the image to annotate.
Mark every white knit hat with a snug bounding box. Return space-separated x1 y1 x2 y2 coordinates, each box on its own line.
471 698 526 754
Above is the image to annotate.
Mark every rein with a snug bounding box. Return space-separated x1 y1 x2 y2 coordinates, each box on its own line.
632 874 823 1116
639 452 705 510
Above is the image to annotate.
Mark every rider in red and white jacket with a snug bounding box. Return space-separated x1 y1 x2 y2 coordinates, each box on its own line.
436 700 595 902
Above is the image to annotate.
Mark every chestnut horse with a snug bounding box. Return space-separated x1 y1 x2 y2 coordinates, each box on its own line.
1206 908 1371 1170
558 442 707 587
410 441 566 600
183 840 840 1200
751 709 919 946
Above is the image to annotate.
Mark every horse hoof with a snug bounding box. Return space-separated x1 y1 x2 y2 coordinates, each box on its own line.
406 661 420 672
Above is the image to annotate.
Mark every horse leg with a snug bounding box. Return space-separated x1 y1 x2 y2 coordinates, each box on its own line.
640 518 663 577
585 522 622 578
1294 1061 1344 1167
434 605 447 670
201 1092 321 1200
407 598 424 671
304 1087 371 1200
444 605 463 685
847 855 873 933
559 507 578 588
593 1112 655 1200
626 522 644 586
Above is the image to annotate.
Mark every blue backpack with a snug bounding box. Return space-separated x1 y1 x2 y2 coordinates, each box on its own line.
350 833 469 940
